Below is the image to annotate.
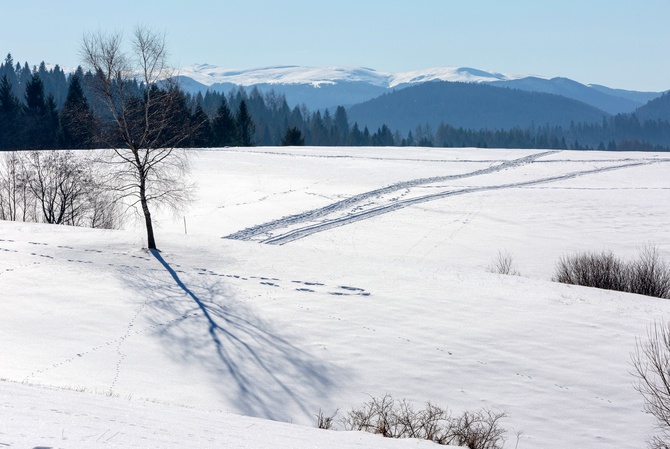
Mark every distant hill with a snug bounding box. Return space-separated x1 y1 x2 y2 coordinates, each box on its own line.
347 81 609 133
635 91 670 122
588 84 661 109
490 77 647 114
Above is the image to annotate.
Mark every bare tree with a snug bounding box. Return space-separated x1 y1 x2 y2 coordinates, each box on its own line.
0 151 33 222
632 321 670 448
81 26 196 249
23 151 94 225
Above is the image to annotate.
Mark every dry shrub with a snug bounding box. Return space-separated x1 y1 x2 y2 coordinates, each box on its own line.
553 246 670 299
315 408 338 430
629 246 670 299
339 394 508 448
487 250 520 276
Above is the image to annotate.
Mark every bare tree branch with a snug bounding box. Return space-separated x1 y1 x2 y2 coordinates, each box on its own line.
632 321 670 448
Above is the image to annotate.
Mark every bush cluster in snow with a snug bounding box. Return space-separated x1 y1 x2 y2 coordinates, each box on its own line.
553 246 670 299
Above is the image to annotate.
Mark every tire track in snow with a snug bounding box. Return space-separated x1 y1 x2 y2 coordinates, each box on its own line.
262 159 656 245
224 150 559 241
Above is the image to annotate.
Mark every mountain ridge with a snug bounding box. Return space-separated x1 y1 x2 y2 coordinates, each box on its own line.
178 64 526 88
176 63 665 114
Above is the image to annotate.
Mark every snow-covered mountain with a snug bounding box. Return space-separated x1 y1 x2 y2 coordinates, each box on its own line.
176 64 663 114
179 64 522 88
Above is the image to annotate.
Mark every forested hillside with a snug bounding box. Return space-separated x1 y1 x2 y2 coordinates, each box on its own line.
1 53 669 151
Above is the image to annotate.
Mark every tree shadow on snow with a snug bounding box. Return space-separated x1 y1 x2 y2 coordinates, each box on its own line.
122 249 343 422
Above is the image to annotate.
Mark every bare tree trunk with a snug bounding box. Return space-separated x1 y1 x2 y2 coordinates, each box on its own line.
139 176 156 249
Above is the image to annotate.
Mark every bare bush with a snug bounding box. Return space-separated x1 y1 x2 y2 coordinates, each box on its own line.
487 250 520 276
553 247 670 299
449 408 508 449
629 247 670 300
553 250 628 291
315 409 338 430
340 395 508 448
632 321 670 448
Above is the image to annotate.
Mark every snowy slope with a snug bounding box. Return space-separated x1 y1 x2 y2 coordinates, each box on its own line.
2 147 670 448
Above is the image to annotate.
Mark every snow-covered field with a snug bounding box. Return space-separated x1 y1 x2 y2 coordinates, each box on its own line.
2 146 670 448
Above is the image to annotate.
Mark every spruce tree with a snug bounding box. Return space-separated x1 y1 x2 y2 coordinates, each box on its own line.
0 74 21 149
59 74 94 148
22 73 47 148
211 97 236 147
334 105 349 144
281 126 305 146
189 103 213 147
1 54 18 90
45 93 59 146
24 73 46 112
235 100 255 147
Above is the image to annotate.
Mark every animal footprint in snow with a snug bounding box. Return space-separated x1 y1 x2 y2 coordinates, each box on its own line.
339 285 364 292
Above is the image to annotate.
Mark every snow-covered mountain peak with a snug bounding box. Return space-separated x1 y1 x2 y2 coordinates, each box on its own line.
180 64 392 88
179 64 532 88
388 66 526 87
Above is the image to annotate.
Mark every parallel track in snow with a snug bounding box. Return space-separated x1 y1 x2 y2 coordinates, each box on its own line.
223 150 665 246
262 160 652 245
224 150 559 242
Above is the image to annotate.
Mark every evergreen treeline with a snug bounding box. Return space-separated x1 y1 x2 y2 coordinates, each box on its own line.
1 52 670 152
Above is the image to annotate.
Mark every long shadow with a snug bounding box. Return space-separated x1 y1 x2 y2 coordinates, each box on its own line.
132 249 342 421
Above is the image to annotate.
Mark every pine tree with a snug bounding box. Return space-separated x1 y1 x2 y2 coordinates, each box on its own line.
0 74 21 149
1 54 18 90
18 62 32 97
189 103 212 147
281 126 305 146
22 73 46 148
211 97 236 147
235 99 255 146
349 122 363 146
334 106 349 145
24 73 46 112
45 93 59 146
59 74 95 148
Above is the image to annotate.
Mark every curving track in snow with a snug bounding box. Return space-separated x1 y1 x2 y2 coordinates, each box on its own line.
224 150 559 241
262 160 653 245
223 150 666 246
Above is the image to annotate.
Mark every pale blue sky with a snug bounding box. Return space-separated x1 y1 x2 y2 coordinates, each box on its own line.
2 0 669 91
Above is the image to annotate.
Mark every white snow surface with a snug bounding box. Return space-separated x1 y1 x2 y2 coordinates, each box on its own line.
2 146 670 448
179 64 529 88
